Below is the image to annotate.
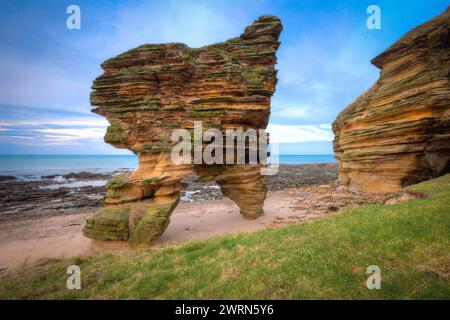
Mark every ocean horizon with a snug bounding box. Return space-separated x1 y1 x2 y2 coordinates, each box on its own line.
0 154 336 178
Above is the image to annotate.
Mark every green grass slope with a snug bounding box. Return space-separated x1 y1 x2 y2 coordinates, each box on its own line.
1 175 449 299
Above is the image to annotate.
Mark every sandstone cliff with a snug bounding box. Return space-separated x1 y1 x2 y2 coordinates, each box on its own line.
333 8 450 194
84 16 282 244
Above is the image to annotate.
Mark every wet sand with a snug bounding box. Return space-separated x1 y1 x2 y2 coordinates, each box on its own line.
162 190 300 243
0 211 92 272
0 191 298 271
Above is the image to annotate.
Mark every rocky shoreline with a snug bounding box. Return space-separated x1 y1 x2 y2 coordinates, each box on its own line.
1 162 404 272
0 164 338 222
0 162 399 274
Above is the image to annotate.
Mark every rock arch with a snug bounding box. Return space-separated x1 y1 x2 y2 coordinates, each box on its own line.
83 16 283 244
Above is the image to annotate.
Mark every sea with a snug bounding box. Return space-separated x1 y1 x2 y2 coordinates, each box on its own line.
0 154 336 180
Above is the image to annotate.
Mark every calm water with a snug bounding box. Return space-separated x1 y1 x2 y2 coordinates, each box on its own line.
0 154 335 179
0 155 138 179
276 155 335 165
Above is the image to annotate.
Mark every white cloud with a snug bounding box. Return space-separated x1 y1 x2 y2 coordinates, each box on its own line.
13 141 81 146
272 104 310 118
0 118 108 128
319 124 332 130
267 123 333 143
1 116 108 146
34 128 105 142
10 136 34 140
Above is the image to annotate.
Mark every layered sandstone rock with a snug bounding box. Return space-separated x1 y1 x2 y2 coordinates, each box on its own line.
332 8 450 194
83 16 282 244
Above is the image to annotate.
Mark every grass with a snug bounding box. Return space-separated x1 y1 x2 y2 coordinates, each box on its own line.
1 175 449 299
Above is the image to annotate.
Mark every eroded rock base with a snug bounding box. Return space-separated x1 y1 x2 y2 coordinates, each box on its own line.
83 160 268 244
83 197 179 244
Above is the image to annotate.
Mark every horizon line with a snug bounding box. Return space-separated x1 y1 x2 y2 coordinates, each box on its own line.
0 153 336 156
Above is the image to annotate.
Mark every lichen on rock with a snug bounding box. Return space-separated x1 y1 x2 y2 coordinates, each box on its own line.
83 16 283 244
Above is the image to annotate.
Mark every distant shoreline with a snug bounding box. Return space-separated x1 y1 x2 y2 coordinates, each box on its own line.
0 154 336 178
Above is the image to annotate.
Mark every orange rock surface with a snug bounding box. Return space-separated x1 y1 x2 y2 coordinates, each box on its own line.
83 16 282 244
333 7 450 193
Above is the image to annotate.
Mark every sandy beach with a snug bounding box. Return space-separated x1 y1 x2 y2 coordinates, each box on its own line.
0 163 385 272
0 191 297 271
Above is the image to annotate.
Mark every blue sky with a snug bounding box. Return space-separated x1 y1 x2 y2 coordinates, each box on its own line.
0 0 447 155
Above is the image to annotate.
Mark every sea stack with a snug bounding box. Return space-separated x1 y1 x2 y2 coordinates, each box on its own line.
332 8 450 194
83 16 282 244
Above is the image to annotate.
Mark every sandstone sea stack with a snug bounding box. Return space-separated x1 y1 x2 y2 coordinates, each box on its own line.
333 8 450 194
83 16 282 244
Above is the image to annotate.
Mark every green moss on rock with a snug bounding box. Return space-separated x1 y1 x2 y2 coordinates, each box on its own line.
104 119 128 145
129 200 178 244
191 96 233 104
114 65 172 76
83 206 131 241
242 66 272 88
107 176 130 189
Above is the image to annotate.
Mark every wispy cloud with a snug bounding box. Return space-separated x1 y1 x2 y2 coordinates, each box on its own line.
0 111 108 147
268 123 333 144
272 102 310 119
35 128 105 142
9 136 34 140
12 141 81 146
0 118 108 128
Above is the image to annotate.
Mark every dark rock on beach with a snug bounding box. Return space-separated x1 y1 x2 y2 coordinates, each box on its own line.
267 163 338 191
0 163 338 222
0 177 107 221
0 176 17 182
42 171 111 180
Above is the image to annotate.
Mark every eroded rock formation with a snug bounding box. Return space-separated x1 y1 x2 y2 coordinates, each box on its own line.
333 8 450 194
83 16 282 244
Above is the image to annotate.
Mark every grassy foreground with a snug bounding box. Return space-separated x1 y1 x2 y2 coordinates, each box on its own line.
1 175 449 299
